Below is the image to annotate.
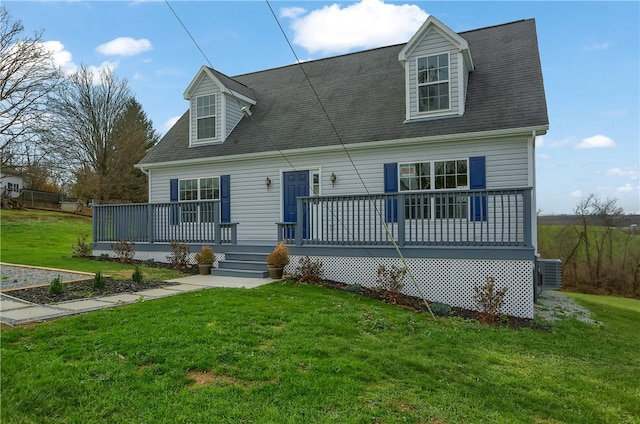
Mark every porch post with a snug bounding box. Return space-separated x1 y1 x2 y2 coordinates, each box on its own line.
295 197 303 245
147 203 154 243
397 193 405 247
214 201 221 245
523 188 532 247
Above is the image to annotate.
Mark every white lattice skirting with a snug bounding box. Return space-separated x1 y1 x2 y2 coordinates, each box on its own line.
285 255 535 319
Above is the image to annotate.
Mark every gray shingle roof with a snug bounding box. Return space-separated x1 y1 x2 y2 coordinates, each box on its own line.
140 19 548 166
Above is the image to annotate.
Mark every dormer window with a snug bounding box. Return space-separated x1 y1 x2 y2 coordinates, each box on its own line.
196 94 216 140
417 53 450 113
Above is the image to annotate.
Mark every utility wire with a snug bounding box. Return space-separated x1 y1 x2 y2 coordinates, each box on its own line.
166 0 435 319
265 0 435 320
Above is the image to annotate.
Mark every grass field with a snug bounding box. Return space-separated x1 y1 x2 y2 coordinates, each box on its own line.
0 209 184 280
1 209 639 422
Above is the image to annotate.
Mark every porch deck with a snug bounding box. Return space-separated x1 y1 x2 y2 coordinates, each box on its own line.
92 188 534 249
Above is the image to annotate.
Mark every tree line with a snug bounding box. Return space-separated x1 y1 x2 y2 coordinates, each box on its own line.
0 7 158 203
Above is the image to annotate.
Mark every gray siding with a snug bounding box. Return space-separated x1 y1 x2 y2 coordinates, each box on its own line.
224 95 244 139
407 29 460 119
189 76 222 144
148 135 530 243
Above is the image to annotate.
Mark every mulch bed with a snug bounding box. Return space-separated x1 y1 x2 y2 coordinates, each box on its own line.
4 279 179 304
309 279 544 330
4 255 541 329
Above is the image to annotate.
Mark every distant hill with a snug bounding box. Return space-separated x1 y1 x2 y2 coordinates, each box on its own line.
538 214 640 227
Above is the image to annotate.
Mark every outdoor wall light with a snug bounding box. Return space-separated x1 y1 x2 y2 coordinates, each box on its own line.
265 177 272 191
330 172 337 187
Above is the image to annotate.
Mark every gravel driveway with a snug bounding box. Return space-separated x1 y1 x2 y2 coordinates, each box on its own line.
1 264 92 290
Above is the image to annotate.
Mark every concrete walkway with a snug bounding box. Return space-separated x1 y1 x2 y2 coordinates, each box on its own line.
0 275 275 326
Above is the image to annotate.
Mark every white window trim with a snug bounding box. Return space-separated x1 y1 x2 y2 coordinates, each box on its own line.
415 52 452 116
191 93 220 146
178 176 221 201
399 158 469 192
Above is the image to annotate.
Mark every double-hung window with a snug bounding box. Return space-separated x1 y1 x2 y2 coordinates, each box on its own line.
196 94 216 140
417 53 450 113
179 177 220 222
399 159 469 219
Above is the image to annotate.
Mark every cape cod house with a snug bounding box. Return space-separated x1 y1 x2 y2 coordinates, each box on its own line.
93 16 549 318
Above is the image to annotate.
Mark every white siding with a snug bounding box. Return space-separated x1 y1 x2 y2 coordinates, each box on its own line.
189 76 222 145
148 136 531 243
224 95 244 139
407 29 460 119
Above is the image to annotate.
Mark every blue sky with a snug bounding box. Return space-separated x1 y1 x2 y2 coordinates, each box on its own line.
5 0 639 215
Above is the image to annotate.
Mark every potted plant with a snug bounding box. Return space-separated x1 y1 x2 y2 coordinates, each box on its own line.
194 245 215 275
266 241 289 279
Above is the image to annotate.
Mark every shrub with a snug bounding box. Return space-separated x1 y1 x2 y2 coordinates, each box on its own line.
194 245 215 265
473 276 509 325
142 258 155 267
71 234 92 258
266 241 290 268
93 271 106 289
167 242 189 270
429 301 452 316
376 264 407 303
295 255 323 283
346 284 362 294
132 266 143 283
97 253 110 261
49 276 63 295
111 239 135 263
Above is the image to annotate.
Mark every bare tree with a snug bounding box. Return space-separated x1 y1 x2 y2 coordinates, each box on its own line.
70 98 158 202
49 66 133 200
0 7 61 166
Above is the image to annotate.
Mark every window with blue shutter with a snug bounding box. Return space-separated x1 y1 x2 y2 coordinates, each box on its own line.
220 175 230 223
469 156 487 221
170 178 179 225
384 163 398 223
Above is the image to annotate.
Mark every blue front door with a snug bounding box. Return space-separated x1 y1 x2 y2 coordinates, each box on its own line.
283 171 309 239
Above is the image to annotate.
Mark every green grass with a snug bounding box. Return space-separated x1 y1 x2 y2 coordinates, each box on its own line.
2 209 639 422
0 209 184 281
565 292 640 313
2 283 639 423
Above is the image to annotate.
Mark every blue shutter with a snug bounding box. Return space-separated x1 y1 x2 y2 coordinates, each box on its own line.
220 175 230 223
170 179 179 225
384 163 398 223
469 156 487 221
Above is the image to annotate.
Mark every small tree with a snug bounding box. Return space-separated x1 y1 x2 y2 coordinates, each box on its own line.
473 277 508 325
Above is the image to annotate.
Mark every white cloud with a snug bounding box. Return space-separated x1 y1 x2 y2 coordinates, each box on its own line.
133 72 144 80
616 183 637 193
96 37 152 56
536 135 575 149
282 0 428 55
161 115 181 134
570 190 583 198
576 134 616 149
42 40 77 74
584 42 610 51
600 109 628 118
281 6 306 19
606 167 638 180
537 153 550 160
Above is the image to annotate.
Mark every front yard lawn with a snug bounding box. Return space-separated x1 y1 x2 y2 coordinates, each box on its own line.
2 282 639 423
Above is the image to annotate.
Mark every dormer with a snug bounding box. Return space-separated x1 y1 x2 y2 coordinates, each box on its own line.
398 16 474 122
183 66 256 147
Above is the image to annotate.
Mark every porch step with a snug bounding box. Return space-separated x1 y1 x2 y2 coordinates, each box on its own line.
211 268 269 279
211 251 269 279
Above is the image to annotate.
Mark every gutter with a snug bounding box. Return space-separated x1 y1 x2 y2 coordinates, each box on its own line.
136 124 550 170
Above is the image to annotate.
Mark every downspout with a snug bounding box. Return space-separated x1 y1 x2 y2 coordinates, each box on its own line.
138 165 151 203
530 130 538 253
